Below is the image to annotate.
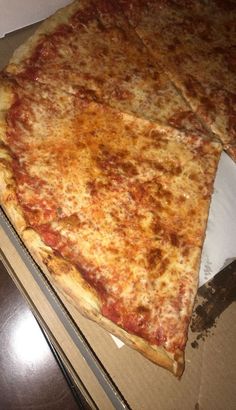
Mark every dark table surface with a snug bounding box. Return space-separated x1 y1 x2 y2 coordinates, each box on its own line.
0 260 90 410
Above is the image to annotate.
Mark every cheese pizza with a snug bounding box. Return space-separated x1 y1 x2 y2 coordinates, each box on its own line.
0 0 226 376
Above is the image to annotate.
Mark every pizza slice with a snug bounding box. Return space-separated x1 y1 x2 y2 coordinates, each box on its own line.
3 0 207 136
118 0 236 159
0 77 222 375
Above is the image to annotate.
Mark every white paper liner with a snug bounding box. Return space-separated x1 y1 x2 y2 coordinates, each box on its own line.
199 151 236 286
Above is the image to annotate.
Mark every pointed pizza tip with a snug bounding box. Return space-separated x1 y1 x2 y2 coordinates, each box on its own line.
173 357 185 378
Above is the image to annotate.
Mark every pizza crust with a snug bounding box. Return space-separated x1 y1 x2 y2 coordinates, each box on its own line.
22 227 184 376
0 81 27 233
5 1 80 77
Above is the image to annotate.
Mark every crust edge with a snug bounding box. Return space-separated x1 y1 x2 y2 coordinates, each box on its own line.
4 0 82 75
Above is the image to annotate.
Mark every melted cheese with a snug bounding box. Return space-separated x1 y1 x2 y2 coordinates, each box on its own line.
5 81 222 353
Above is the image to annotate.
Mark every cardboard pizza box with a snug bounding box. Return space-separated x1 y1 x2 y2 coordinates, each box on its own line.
1 14 236 410
0 0 71 38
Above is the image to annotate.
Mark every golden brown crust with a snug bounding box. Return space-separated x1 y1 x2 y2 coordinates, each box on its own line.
0 80 27 232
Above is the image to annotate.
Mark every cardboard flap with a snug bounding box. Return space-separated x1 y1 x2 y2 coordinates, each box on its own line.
0 0 71 38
